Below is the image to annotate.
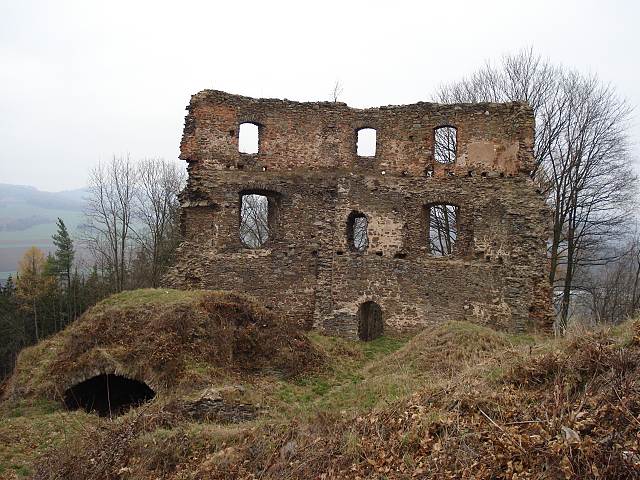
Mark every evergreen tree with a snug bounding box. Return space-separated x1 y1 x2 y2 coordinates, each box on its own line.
52 218 75 323
52 218 75 287
44 252 57 276
1 275 15 296
0 276 24 379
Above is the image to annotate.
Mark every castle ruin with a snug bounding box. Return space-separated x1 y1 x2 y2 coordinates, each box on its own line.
164 90 553 339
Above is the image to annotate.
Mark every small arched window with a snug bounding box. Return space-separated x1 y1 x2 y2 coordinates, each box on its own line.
356 128 377 157
426 203 458 256
239 122 260 154
347 211 369 252
434 126 457 164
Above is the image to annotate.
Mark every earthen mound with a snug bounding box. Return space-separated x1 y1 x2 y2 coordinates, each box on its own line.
4 289 322 406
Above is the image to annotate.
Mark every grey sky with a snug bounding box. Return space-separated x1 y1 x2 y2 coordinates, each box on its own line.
1 0 639 191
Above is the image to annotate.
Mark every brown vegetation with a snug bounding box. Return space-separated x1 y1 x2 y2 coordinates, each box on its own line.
190 322 639 479
2 296 639 479
4 289 322 403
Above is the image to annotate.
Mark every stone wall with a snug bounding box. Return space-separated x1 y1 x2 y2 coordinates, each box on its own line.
164 90 553 338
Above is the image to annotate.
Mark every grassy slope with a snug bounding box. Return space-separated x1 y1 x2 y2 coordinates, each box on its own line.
1 291 637 479
0 400 97 479
0 329 409 478
0 301 544 479
0 288 314 478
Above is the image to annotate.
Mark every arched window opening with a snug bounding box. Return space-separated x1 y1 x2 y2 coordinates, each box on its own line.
434 126 457 164
240 191 279 248
427 203 458 256
358 301 383 341
239 122 260 154
347 211 369 252
63 374 155 417
357 128 377 157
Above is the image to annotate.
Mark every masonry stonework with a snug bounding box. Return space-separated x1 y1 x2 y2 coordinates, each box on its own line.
163 90 553 338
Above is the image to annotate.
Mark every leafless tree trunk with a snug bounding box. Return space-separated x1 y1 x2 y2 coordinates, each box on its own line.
83 156 137 292
134 159 185 287
580 233 640 324
434 127 457 164
435 48 637 332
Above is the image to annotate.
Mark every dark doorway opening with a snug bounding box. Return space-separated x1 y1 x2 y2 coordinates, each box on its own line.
358 301 383 341
63 374 155 417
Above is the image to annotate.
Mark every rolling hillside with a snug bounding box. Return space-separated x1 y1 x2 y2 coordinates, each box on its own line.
0 184 87 282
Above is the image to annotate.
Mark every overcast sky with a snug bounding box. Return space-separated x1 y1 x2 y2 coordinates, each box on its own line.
1 0 639 191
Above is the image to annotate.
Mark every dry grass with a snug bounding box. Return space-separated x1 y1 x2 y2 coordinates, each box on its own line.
212 320 639 479
0 399 99 479
3 294 640 479
0 288 324 479
4 289 323 403
368 320 533 377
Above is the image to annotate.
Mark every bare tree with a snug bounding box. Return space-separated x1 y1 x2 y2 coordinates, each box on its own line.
580 234 640 324
545 73 635 327
134 159 185 287
435 48 637 331
240 194 270 248
346 212 369 252
83 156 137 292
331 80 343 103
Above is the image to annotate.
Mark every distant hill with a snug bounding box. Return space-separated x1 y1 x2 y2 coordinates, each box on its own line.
0 184 88 282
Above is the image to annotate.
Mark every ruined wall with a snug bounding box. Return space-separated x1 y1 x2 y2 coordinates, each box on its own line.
164 90 553 337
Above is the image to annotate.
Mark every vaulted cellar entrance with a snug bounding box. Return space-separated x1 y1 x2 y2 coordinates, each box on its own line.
357 301 383 341
63 374 156 417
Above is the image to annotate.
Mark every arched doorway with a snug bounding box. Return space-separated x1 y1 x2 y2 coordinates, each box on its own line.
358 301 383 341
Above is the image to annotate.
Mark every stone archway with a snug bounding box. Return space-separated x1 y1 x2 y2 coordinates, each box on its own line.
357 301 383 341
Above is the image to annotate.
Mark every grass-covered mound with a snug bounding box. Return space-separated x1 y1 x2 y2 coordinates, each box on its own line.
367 320 527 378
4 289 322 403
5 317 640 479
221 321 639 479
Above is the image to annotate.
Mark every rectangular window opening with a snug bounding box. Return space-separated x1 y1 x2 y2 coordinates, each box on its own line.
240 193 270 248
357 128 377 157
434 126 457 164
427 203 458 256
239 123 260 154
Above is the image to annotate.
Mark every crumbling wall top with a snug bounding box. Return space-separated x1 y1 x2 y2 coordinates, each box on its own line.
181 89 535 177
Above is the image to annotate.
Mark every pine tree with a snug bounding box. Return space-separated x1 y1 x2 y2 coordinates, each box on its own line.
52 218 75 323
44 252 57 276
52 218 74 285
0 273 24 380
1 275 15 296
